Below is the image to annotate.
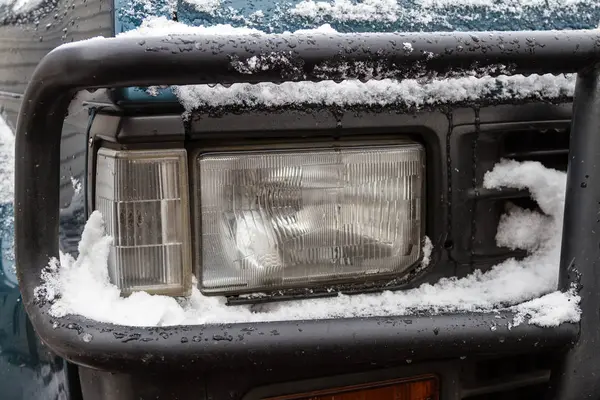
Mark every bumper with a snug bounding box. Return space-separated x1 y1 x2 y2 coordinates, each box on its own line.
14 30 600 399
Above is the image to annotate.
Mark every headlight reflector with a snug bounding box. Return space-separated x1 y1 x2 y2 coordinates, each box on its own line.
197 144 425 295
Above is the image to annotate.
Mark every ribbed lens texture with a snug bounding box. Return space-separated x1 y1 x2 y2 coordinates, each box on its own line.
198 145 424 294
96 149 188 295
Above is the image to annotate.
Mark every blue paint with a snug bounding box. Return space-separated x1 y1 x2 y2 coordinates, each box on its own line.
0 203 71 399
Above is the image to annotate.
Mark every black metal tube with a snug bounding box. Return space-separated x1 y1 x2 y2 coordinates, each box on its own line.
24 30 600 91
18 310 579 373
549 64 600 399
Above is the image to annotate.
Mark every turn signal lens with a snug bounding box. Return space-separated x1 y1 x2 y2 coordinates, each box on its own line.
264 375 439 400
95 148 192 296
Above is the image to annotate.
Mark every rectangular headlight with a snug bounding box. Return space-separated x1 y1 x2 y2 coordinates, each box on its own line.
95 148 192 296
197 144 425 295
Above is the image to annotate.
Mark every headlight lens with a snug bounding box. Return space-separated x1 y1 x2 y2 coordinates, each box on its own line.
197 144 425 295
95 148 192 296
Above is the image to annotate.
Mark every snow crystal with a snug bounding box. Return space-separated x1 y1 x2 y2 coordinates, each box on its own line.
185 0 222 15
0 116 14 205
421 236 433 268
117 16 264 37
0 0 45 15
417 0 591 9
70 177 82 195
36 160 580 328
291 23 338 34
230 52 299 75
402 42 413 53
287 0 599 26
290 0 402 22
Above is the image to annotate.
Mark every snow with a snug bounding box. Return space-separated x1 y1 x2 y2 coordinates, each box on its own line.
117 16 264 37
35 160 580 328
0 0 45 15
421 236 433 268
418 0 591 8
0 116 14 205
174 74 575 111
289 0 598 24
70 177 82 195
290 0 403 22
185 0 221 15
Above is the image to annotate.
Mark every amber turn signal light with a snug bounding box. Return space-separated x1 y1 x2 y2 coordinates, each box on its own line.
265 375 439 400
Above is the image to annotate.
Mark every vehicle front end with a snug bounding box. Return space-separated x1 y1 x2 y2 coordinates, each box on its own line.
9 1 600 399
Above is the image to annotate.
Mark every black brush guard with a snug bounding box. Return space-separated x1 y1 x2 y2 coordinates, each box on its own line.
14 30 600 399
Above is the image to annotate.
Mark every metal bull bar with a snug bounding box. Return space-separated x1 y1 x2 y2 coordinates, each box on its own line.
14 29 600 399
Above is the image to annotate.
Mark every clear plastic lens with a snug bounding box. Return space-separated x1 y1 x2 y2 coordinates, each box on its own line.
96 148 191 296
197 145 425 294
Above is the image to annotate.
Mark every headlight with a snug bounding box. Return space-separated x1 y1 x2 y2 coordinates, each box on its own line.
196 143 425 295
95 148 192 296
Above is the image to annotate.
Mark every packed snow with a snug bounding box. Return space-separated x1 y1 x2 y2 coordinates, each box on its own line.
35 160 580 328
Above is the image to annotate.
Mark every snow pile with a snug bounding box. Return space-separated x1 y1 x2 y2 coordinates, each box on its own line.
35 160 580 328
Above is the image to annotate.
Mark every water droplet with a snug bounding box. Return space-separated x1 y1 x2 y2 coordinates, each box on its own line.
82 333 93 342
213 334 233 341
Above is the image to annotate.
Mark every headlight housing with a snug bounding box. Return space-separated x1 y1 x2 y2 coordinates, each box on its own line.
196 143 425 295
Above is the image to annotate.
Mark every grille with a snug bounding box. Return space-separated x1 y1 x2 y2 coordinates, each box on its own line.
460 353 556 399
451 124 570 270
